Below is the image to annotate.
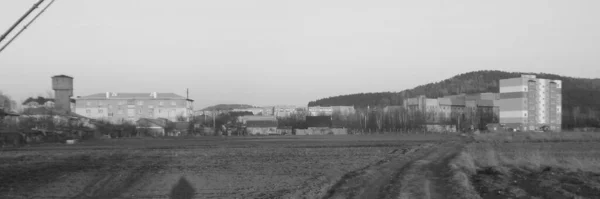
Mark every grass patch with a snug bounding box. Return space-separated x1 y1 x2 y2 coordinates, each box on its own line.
467 142 600 172
474 131 600 143
447 151 481 199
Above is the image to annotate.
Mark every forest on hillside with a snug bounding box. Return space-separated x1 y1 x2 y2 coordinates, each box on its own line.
308 70 600 129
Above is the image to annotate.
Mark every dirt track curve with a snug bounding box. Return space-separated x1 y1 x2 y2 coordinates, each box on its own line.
322 141 464 199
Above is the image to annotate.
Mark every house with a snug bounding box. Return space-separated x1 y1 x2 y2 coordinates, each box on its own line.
296 116 347 135
22 97 76 111
241 116 278 135
76 92 194 123
136 118 168 137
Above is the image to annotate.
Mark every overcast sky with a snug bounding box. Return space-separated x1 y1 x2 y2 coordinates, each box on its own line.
1 0 599 109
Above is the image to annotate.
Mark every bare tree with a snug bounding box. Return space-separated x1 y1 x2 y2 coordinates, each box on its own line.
45 90 55 99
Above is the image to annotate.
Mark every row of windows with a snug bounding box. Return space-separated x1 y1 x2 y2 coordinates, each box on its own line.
85 109 177 115
85 100 180 107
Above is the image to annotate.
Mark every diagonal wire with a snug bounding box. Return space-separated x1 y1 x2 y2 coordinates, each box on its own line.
0 0 57 55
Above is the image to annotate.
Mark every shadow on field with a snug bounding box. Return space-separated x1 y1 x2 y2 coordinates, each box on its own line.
171 176 195 199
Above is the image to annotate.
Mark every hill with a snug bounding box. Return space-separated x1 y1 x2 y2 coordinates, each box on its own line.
201 104 255 111
308 70 600 128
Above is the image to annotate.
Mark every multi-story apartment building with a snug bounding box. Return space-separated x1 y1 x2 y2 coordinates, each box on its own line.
498 75 562 131
75 92 193 123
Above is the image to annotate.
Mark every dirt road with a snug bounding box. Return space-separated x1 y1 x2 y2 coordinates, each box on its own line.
321 141 464 199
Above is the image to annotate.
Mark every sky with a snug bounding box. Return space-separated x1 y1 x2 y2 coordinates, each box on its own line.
1 0 599 109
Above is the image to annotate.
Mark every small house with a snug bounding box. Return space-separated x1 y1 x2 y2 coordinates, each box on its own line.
136 118 167 137
243 116 278 135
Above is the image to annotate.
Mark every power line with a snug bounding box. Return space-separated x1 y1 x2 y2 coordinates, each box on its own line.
0 0 56 54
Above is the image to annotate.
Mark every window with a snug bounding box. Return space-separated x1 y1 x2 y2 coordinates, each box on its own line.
171 101 176 106
159 101 164 106
138 109 142 114
118 110 124 114
137 101 143 106
148 105 154 109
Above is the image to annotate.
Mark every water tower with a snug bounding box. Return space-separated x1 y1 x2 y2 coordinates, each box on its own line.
51 75 73 113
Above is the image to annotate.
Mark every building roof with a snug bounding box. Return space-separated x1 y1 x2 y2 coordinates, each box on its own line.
79 93 188 100
306 116 332 127
52 74 73 79
240 115 277 121
0 109 19 117
246 120 278 127
22 97 75 105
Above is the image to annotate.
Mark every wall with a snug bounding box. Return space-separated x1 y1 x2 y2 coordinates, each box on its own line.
296 128 348 135
75 98 191 122
276 129 293 135
247 127 277 135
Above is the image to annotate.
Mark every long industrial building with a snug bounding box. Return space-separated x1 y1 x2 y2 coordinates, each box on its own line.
498 75 562 131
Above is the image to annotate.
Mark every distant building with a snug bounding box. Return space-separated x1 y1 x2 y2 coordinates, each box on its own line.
403 93 499 129
498 75 562 131
296 116 347 135
75 92 193 123
52 75 74 113
306 116 333 128
136 118 168 136
240 116 278 135
22 97 76 111
308 106 355 116
274 105 297 118
308 106 333 116
231 108 264 115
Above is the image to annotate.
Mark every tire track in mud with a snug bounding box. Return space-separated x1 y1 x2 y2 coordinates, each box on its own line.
322 141 463 199
70 158 169 199
321 143 435 199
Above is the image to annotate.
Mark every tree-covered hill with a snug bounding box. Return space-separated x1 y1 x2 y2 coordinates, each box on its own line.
308 70 600 128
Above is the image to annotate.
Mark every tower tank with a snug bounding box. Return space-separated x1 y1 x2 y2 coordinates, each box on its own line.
51 75 74 113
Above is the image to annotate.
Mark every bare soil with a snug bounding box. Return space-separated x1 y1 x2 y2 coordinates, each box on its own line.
0 134 461 198
473 166 600 199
